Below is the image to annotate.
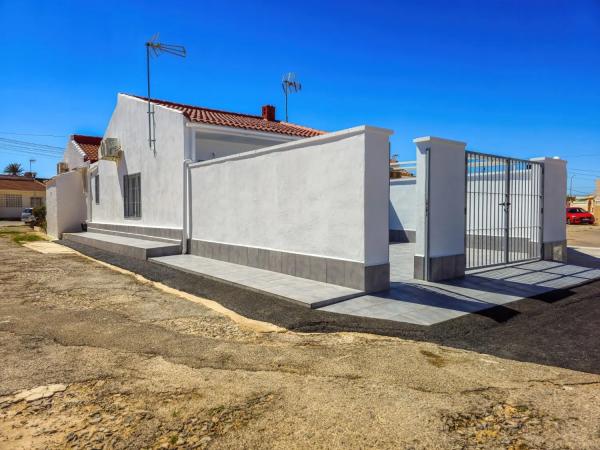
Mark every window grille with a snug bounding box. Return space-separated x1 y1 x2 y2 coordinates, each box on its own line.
123 173 141 218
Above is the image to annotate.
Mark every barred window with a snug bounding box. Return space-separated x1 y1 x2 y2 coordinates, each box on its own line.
30 197 43 207
94 174 100 204
123 173 141 218
1 194 22 208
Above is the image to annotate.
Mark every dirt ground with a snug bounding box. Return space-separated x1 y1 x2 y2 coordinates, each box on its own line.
567 223 600 247
1 230 600 449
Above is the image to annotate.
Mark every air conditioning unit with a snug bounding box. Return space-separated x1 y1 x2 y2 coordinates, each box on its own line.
100 138 122 161
57 162 69 174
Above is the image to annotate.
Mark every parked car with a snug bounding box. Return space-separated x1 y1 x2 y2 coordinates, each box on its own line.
566 207 595 225
21 208 34 223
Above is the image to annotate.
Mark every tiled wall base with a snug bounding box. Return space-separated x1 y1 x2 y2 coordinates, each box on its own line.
389 229 416 243
542 240 567 262
413 254 466 281
189 239 389 292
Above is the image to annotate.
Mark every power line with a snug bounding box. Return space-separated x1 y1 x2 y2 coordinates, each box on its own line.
0 131 66 138
0 137 63 150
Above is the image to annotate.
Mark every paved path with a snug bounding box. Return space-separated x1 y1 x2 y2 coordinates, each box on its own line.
152 254 362 308
320 243 600 325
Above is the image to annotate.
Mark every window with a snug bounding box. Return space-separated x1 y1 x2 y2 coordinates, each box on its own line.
123 173 141 218
94 174 100 204
30 197 43 207
1 194 22 208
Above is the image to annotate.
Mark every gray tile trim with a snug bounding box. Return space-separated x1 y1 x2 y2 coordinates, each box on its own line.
189 239 390 291
413 253 466 281
542 240 567 262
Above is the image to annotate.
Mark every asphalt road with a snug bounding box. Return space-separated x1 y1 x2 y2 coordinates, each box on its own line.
59 240 600 375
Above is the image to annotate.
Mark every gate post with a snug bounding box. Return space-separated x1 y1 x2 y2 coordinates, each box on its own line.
413 136 467 281
531 157 567 262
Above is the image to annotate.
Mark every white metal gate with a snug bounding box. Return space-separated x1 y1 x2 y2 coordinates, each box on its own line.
465 151 544 269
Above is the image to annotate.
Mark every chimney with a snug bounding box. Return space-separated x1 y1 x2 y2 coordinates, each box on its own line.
261 105 276 121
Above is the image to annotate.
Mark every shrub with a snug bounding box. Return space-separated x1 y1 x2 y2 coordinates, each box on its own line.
33 205 47 231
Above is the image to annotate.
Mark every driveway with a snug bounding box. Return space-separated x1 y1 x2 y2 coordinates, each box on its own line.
2 235 600 449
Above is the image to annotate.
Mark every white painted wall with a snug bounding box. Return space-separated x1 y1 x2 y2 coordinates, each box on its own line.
414 136 467 258
63 140 86 170
532 157 567 243
194 130 297 161
46 170 87 239
90 94 188 229
188 126 392 265
389 178 417 232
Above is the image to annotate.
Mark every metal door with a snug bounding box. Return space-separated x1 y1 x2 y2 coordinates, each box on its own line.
465 151 544 269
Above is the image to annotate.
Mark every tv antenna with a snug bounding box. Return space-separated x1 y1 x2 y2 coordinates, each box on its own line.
281 72 302 122
145 33 186 151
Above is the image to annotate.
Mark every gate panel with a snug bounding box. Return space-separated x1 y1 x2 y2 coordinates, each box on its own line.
465 151 543 269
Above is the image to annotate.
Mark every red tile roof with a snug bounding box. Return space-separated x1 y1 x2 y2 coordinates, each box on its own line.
0 175 46 192
72 134 102 163
126 94 325 138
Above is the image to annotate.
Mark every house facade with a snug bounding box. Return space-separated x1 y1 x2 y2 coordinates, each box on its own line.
0 174 45 219
87 93 323 237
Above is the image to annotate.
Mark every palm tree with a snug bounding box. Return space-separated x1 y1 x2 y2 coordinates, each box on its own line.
3 163 23 176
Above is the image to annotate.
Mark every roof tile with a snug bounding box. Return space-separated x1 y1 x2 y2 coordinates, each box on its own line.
127 95 324 138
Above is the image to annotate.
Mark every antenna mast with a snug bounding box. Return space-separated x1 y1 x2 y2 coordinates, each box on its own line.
145 33 186 152
281 72 302 122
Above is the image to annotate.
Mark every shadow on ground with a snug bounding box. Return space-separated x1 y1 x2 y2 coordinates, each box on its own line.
59 240 600 375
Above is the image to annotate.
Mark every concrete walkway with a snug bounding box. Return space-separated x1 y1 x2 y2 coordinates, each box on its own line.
151 254 363 308
320 243 600 325
62 232 180 260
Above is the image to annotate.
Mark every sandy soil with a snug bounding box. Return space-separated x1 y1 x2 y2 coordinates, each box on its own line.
1 232 599 449
567 224 600 248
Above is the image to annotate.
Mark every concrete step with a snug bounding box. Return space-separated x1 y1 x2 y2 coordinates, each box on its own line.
151 254 364 308
62 232 181 260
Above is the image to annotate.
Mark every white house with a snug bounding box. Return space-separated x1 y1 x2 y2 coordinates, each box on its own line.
52 93 393 292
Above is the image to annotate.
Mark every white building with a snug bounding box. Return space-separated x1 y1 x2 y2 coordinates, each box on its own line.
50 94 393 292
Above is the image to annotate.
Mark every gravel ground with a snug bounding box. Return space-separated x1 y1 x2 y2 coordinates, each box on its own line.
1 232 600 449
58 237 600 375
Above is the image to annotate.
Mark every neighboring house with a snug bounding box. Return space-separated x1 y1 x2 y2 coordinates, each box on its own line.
62 134 102 171
0 174 46 219
46 134 102 239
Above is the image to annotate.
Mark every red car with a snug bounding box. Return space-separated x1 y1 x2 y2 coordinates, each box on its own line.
566 207 595 225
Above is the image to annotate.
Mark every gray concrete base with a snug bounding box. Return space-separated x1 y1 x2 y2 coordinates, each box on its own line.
63 232 181 260
413 253 466 281
542 240 567 262
189 238 389 292
389 229 416 243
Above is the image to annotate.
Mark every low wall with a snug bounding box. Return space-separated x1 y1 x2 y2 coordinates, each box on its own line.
46 170 87 240
389 178 416 242
188 126 393 291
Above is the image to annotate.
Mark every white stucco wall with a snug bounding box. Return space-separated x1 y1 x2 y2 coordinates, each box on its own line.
532 157 567 243
188 126 392 265
46 170 87 239
414 137 467 258
194 130 297 161
90 94 188 229
389 178 417 231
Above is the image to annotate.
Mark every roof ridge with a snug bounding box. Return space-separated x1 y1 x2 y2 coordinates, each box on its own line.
121 93 324 133
123 93 267 120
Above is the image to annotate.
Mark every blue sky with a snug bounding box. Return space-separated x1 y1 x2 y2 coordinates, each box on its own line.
0 0 598 194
